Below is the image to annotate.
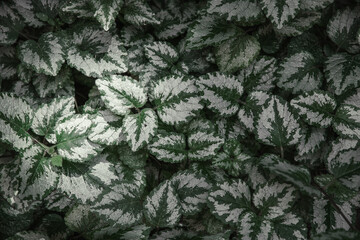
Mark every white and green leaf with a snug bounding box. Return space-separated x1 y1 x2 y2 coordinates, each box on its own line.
333 104 360 140
96 75 147 116
123 0 159 26
237 212 273 240
260 0 300 29
91 0 123 31
297 127 326 156
144 41 179 70
188 128 224 161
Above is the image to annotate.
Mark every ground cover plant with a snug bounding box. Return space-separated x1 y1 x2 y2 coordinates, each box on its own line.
1 0 360 239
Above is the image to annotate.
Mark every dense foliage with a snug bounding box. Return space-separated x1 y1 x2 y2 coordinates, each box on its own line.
1 0 360 239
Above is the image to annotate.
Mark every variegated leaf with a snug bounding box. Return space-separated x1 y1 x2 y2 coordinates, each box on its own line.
143 180 182 228
150 229 197 240
144 41 179 70
208 179 251 226
0 47 18 80
253 181 296 220
256 95 302 147
238 56 277 92
123 0 159 25
122 108 158 151
96 75 147 116
33 66 74 98
32 97 75 143
58 154 120 203
6 231 50 240
61 0 94 18
185 14 238 49
290 91 336 128
215 32 261 73
18 32 66 76
326 138 360 190
312 230 360 240
275 11 321 37
333 104 360 140
238 91 271 131
324 53 360 96
260 154 321 196
170 170 212 216
148 130 187 163
66 25 127 78
91 0 123 31
55 114 103 162
206 0 264 25
344 87 360 108
119 225 151 240
12 0 45 27
260 0 300 29
116 144 147 169
31 0 62 25
150 75 202 125
0 2 24 45
272 212 307 240
327 7 360 54
88 112 123 146
0 93 33 152
215 117 246 140
188 127 224 161
213 139 253 177
297 127 326 156
276 51 322 94
300 0 334 11
237 212 273 240
197 72 243 116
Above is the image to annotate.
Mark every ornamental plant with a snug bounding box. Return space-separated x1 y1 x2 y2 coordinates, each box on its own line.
1 0 360 239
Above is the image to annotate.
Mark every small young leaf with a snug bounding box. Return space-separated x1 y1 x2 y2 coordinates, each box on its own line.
91 0 123 31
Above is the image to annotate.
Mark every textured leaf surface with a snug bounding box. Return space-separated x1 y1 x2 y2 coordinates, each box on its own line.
297 127 326 156
32 97 75 142
290 91 336 128
170 170 212 215
197 72 243 116
151 75 202 125
149 130 186 163
300 0 333 11
66 26 127 78
333 105 360 140
260 0 300 29
18 32 65 76
0 47 18 80
144 41 179 70
325 53 360 95
122 109 158 151
185 14 237 49
0 93 33 152
96 75 147 116
91 0 123 31
206 0 264 25
144 180 181 228
237 212 273 240
208 179 251 226
215 32 260 73
123 0 159 25
256 95 302 147
276 51 322 94
327 7 360 53
260 154 321 196
0 2 24 45
55 114 103 162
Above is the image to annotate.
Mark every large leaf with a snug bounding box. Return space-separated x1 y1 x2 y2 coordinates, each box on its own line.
324 53 360 95
276 51 322 94
0 2 24 45
170 170 212 216
290 91 337 128
96 75 147 116
122 108 158 151
150 75 202 125
207 179 251 226
333 104 360 140
237 212 273 240
122 0 159 26
0 93 33 152
32 97 75 143
260 0 300 29
12 0 45 28
55 114 103 162
206 0 264 25
143 180 182 228
296 127 326 156
185 14 237 49
253 181 296 220
66 25 127 78
260 154 321 196
91 0 123 31
215 31 260 73
327 7 360 54
144 41 179 70
197 72 244 116
255 95 302 147
271 212 307 240
148 130 187 163
18 32 66 76
238 56 277 92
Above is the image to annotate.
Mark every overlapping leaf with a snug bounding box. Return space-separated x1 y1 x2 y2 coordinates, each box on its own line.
260 0 300 29
91 0 123 31
333 105 360 140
